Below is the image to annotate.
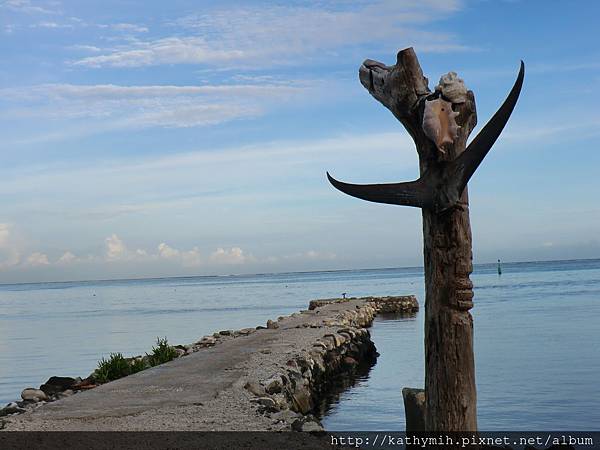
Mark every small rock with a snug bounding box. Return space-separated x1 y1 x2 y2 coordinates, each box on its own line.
290 387 312 414
342 356 358 368
301 420 324 432
0 402 26 417
266 320 279 330
238 328 255 335
271 393 289 410
255 397 277 409
174 348 186 357
218 330 232 336
73 378 97 390
264 376 283 394
55 389 74 400
291 414 324 432
271 409 301 423
286 359 299 369
21 388 48 402
244 380 266 397
251 396 279 413
39 376 77 396
198 336 216 346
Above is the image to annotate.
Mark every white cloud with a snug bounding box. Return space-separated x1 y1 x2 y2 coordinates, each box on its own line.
180 247 202 268
72 1 470 69
105 233 126 260
25 251 49 266
73 37 242 68
1 0 55 15
57 251 76 264
102 237 247 267
157 243 200 267
157 242 180 259
1 81 308 131
32 21 72 29
210 247 251 265
69 44 101 52
0 226 342 276
25 17 148 32
0 223 21 269
100 22 148 33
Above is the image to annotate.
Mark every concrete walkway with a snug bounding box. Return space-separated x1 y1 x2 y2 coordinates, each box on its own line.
2 296 417 432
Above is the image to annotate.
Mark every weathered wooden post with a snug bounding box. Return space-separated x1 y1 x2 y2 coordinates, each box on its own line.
327 47 523 431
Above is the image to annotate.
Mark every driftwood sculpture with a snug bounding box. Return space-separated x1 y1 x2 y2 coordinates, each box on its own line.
327 48 524 431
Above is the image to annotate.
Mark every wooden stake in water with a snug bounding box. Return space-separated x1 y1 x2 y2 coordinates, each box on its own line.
327 47 524 432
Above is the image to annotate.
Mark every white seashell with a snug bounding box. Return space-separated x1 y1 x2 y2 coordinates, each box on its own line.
436 71 468 104
422 98 460 153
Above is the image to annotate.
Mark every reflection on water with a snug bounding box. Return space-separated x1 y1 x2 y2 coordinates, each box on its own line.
321 312 422 431
314 312 418 424
313 356 376 420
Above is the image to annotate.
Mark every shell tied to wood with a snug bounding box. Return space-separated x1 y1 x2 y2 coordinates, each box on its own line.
436 72 468 104
422 98 460 153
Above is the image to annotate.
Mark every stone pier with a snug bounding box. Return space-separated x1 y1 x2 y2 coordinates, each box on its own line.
1 295 418 432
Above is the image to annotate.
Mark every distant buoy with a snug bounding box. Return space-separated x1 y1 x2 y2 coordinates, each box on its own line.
497 259 502 276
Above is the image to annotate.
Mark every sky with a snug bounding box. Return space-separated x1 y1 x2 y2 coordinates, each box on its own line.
1 0 600 283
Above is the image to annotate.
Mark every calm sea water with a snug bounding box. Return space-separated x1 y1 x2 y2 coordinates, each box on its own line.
1 259 599 430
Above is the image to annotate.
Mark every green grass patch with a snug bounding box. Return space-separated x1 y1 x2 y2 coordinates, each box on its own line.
94 352 132 384
94 336 178 384
129 357 148 374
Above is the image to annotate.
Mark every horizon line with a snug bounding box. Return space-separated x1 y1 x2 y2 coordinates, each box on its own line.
1 256 599 287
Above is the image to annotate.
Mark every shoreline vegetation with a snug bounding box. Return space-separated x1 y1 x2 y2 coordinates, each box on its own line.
0 296 418 432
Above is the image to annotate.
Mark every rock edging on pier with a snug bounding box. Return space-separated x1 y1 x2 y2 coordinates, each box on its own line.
244 301 381 432
309 295 419 314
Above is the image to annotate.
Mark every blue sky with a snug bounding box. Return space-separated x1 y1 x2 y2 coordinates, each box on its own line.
1 0 599 283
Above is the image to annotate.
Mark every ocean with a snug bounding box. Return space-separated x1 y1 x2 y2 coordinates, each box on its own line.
1 259 599 430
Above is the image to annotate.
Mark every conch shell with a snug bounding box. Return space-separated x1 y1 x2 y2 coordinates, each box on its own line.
422 98 460 153
436 71 467 104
